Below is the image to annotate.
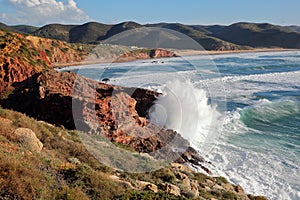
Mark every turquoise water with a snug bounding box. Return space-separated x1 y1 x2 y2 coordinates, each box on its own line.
60 50 300 199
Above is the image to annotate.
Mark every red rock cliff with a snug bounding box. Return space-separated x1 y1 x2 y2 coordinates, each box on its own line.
0 70 209 172
115 48 177 62
0 30 89 94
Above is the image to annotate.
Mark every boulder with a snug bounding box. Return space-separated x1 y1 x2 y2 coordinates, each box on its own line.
136 180 158 193
144 184 158 193
235 184 244 193
188 179 199 198
171 163 193 174
160 183 181 196
14 128 43 152
109 175 135 189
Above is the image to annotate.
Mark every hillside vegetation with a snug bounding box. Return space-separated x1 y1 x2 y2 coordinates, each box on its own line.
214 22 300 48
0 104 267 200
2 21 299 50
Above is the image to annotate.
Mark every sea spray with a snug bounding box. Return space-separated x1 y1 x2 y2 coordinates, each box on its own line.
149 80 222 153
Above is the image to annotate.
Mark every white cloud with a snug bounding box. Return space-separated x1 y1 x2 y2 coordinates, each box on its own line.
0 0 89 25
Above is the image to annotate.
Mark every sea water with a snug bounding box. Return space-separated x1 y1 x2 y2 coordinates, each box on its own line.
60 50 300 200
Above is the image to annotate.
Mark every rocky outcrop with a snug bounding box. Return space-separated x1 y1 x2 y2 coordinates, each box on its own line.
0 30 89 94
150 48 178 58
115 49 177 62
160 183 181 196
135 180 158 193
25 35 89 65
0 69 211 173
0 31 45 94
106 163 268 199
0 30 178 95
167 163 268 199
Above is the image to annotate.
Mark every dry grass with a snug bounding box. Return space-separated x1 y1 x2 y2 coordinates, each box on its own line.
0 106 251 200
0 107 125 199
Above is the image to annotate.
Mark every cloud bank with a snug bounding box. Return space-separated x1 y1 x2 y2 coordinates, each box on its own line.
1 0 89 25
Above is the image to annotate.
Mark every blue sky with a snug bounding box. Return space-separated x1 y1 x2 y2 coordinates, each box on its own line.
0 0 300 26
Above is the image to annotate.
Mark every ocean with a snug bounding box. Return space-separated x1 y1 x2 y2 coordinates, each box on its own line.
60 50 300 200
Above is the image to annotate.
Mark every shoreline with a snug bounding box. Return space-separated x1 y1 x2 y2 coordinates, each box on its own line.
54 48 300 68
174 48 300 56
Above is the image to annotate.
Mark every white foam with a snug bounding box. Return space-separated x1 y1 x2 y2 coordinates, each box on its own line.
149 80 222 153
207 98 300 200
208 141 300 200
194 70 300 103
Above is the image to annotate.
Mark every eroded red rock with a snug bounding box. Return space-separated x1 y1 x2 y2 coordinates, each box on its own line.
0 69 208 171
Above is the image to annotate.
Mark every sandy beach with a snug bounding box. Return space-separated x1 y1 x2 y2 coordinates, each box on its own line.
173 48 300 56
54 48 300 68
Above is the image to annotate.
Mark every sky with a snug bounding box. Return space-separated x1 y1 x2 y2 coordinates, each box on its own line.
0 0 300 26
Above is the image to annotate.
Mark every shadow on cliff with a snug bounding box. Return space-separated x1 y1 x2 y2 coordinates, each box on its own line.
0 73 78 130
0 72 157 131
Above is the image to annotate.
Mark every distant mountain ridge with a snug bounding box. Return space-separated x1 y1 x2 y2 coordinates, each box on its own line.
1 21 300 50
213 22 300 48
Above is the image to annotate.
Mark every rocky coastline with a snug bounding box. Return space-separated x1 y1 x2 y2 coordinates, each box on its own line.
0 28 268 199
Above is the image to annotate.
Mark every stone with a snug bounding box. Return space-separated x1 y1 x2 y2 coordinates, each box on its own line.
161 183 181 196
235 184 244 193
144 183 158 193
109 175 135 189
205 179 215 186
223 182 235 191
171 163 193 174
14 128 43 152
212 184 223 190
136 180 158 193
189 179 199 198
115 49 177 63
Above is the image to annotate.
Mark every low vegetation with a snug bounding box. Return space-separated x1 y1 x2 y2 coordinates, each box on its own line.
0 106 267 199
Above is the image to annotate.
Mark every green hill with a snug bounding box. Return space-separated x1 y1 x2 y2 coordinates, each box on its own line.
11 25 39 34
214 22 300 48
104 21 143 38
32 21 246 50
69 22 112 43
33 24 76 42
0 22 13 31
1 21 300 50
193 25 225 34
0 23 38 34
145 23 247 50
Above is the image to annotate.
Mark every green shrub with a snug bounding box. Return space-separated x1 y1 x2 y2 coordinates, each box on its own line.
215 176 229 185
52 186 90 200
117 190 189 200
151 168 176 184
222 191 238 199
